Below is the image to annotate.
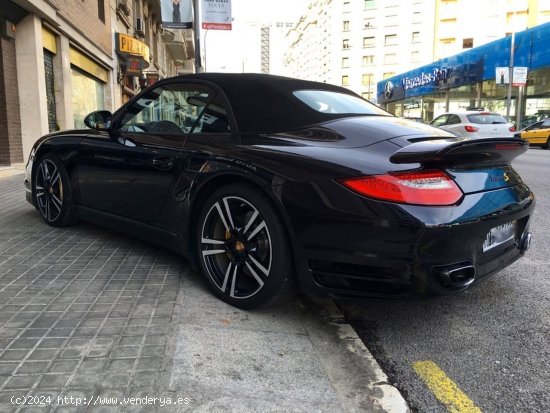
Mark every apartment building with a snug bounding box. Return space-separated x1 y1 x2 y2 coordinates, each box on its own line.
434 0 550 60
0 0 194 166
284 0 435 101
284 0 550 104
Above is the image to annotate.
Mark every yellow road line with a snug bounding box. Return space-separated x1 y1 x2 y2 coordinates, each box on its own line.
413 360 482 413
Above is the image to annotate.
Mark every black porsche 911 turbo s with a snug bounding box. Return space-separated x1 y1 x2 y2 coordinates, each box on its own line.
24 73 534 308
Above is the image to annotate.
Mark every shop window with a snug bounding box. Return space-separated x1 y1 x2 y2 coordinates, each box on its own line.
71 68 105 129
44 51 57 132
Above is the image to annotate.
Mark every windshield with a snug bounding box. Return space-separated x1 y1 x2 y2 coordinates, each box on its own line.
293 90 389 116
466 113 508 124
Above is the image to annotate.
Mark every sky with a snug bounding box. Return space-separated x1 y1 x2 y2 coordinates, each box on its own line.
198 0 310 72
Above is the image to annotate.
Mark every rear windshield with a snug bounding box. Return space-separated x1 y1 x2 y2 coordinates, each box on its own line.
293 90 389 116
466 113 508 124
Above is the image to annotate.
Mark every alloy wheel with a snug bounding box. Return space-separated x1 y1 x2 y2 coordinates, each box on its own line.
35 159 64 222
200 196 272 299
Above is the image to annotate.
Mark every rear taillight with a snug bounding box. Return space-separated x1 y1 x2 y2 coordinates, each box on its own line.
340 170 463 206
509 126 516 132
464 125 479 133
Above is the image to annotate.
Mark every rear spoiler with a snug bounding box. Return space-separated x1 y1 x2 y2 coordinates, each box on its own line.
389 138 528 166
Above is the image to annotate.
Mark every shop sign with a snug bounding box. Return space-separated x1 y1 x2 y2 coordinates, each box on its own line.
401 67 453 91
146 73 160 86
202 0 232 30
125 56 143 76
512 67 528 87
115 33 150 62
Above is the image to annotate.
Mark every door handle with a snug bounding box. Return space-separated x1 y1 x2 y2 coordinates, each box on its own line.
152 157 174 170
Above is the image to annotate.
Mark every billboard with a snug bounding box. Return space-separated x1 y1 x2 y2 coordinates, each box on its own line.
161 0 193 29
202 0 232 30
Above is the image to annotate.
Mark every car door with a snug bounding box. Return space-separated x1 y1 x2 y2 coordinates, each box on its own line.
442 114 463 135
76 82 214 223
521 120 550 145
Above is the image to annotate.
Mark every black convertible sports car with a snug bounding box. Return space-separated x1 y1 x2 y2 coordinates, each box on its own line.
25 73 534 308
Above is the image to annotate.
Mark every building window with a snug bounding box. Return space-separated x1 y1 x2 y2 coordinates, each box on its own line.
363 36 375 48
342 57 350 68
384 34 397 46
364 0 376 9
383 72 395 79
411 50 420 63
362 73 373 85
384 53 397 64
412 31 420 44
98 0 105 23
362 92 373 100
342 75 350 86
343 39 350 49
343 1 351 12
362 55 374 65
364 18 375 29
343 20 350 31
463 38 473 48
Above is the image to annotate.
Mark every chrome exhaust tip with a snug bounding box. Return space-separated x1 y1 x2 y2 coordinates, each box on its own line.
520 232 532 252
435 264 476 290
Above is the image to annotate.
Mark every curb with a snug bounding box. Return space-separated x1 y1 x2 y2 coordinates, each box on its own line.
301 297 410 413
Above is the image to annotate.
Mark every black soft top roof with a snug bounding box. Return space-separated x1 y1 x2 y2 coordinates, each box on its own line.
170 73 361 133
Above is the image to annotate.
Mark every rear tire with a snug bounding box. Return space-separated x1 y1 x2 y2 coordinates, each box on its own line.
542 136 550 149
33 153 77 227
196 183 297 309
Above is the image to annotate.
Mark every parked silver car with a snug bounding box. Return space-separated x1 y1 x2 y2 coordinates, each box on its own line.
430 111 516 138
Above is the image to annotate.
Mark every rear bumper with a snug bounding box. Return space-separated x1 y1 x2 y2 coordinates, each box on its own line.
280 182 535 299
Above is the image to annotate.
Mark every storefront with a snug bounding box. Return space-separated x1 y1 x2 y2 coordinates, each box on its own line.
377 22 550 128
115 32 151 105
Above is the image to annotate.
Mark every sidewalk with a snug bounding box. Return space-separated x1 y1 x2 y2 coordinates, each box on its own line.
0 172 408 412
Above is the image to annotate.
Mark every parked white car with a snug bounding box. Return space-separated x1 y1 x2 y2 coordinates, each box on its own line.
430 111 516 138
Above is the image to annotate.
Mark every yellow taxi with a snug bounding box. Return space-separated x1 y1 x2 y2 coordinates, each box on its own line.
515 119 550 148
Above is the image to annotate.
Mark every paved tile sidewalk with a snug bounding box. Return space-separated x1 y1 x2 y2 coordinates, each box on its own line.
0 173 408 412
0 174 185 412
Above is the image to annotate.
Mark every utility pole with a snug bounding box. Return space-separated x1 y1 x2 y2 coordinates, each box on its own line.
505 31 514 119
193 0 203 73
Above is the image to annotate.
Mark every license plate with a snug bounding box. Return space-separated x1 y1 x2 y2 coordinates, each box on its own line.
482 221 517 252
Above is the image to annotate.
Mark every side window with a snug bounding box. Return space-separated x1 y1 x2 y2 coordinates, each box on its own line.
118 83 213 134
541 120 550 129
186 94 231 134
431 115 448 127
447 114 461 125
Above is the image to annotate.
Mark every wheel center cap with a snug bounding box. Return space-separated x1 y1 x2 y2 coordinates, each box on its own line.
235 241 245 253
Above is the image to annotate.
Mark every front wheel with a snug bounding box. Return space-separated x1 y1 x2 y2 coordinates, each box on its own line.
196 184 296 309
33 154 77 227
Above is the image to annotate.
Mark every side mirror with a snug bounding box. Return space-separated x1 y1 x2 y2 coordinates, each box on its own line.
84 110 113 131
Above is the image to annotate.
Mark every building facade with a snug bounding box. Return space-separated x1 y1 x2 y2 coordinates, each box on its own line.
377 22 550 126
284 0 435 101
0 0 194 167
284 0 550 104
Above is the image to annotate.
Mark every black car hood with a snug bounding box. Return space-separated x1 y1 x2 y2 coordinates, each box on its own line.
262 115 454 148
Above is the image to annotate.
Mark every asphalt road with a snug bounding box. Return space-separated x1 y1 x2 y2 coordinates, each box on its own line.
338 148 550 413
